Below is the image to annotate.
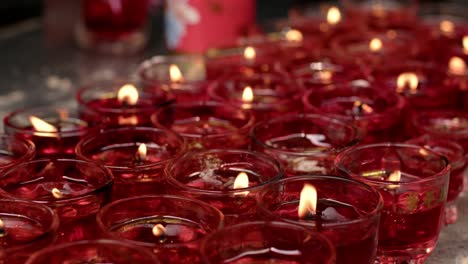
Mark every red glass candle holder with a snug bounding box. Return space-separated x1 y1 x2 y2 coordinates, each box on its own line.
0 159 113 244
76 0 150 54
335 143 450 263
372 62 460 110
4 106 94 158
97 195 223 264
303 85 406 143
406 135 466 224
166 149 283 224
257 175 383 264
138 55 212 103
201 221 336 264
26 239 160 264
152 101 254 150
408 110 468 151
77 80 170 127
0 134 35 172
0 199 58 264
251 114 360 176
76 127 185 200
208 71 302 120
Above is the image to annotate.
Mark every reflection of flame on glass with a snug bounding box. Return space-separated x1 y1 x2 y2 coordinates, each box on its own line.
52 188 64 199
419 147 429 156
243 46 256 61
285 29 303 43
29 116 58 137
0 218 5 237
369 38 383 52
118 116 138 126
298 183 317 219
327 6 341 25
440 20 455 35
137 143 147 161
463 36 468 54
169 64 184 82
448 56 466 76
152 224 166 237
396 72 419 94
353 100 374 114
233 172 250 196
387 170 401 190
117 84 139 106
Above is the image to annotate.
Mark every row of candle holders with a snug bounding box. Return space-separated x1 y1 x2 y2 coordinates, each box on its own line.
2 1 468 263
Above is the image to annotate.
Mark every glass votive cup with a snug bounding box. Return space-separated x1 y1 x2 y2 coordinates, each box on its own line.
406 135 466 224
408 110 468 151
201 221 336 264
251 114 360 176
152 101 255 150
0 199 59 264
76 127 185 200
418 3 468 43
4 105 94 158
138 54 213 103
75 0 150 55
257 175 383 264
335 143 450 263
208 71 303 121
77 80 170 127
166 149 283 224
96 195 223 264
25 239 160 264
0 134 35 172
0 158 113 244
303 85 406 143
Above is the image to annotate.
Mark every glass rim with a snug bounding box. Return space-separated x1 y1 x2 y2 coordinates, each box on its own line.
257 175 384 228
25 239 160 264
96 195 225 248
151 100 256 139
251 113 361 156
0 158 114 204
200 220 336 264
75 126 186 171
0 134 36 170
166 149 284 196
335 143 451 186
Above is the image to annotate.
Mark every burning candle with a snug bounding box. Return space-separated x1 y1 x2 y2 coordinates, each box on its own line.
151 101 254 150
406 135 466 224
4 105 93 158
335 143 450 263
76 127 185 200
208 71 302 120
0 159 113 244
166 149 283 224
251 114 360 176
97 195 223 263
201 221 336 264
25 239 160 264
138 55 213 103
303 84 406 143
0 134 35 172
0 200 58 264
77 80 170 127
258 175 383 264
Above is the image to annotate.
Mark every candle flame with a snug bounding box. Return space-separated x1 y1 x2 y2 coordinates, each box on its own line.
326 6 341 25
285 29 303 43
169 64 184 82
353 100 374 114
448 56 466 76
242 86 254 103
117 84 139 106
387 170 401 190
233 172 250 196
51 188 64 199
463 36 468 54
137 143 147 161
118 115 138 126
440 20 455 34
369 38 383 52
152 224 165 237
396 72 419 94
243 46 256 61
298 184 317 219
29 116 58 137
0 219 4 229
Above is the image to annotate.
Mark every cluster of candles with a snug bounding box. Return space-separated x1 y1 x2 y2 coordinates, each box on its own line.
1 1 468 264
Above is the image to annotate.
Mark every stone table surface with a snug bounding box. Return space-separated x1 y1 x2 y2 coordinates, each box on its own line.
0 8 467 264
